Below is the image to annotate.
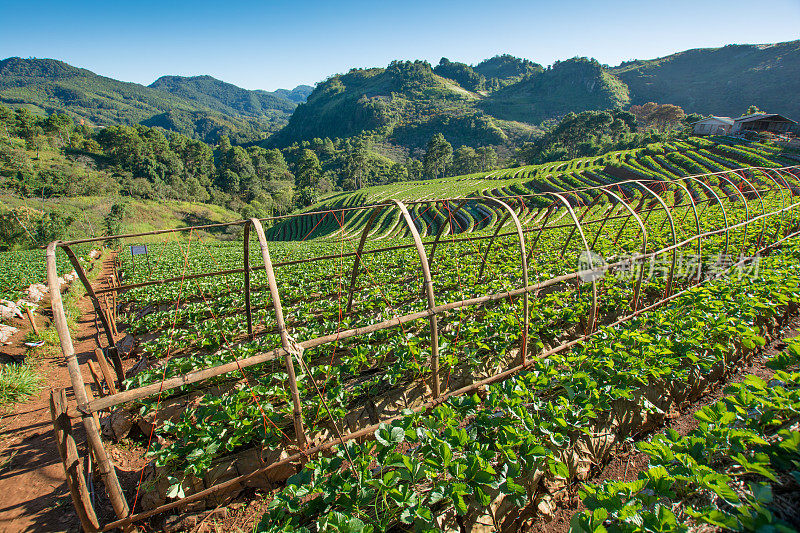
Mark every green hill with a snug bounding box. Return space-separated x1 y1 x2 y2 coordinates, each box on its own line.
611 40 800 119
272 85 314 103
481 57 630 124
269 59 542 152
149 75 296 118
271 57 631 154
0 57 302 143
473 54 544 89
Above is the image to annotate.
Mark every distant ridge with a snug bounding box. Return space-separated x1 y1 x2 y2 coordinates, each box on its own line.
0 57 309 142
611 40 800 119
1 39 798 149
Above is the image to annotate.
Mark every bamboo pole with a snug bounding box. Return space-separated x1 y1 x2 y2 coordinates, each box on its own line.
45 242 132 528
87 361 105 397
93 348 119 395
393 200 440 398
247 218 308 449
50 389 100 533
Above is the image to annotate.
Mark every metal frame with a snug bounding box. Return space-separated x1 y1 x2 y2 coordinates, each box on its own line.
44 166 799 531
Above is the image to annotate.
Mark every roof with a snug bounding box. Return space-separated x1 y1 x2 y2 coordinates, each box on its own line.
691 116 734 125
734 113 797 124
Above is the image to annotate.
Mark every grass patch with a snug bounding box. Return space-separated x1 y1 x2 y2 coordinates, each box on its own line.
0 363 41 407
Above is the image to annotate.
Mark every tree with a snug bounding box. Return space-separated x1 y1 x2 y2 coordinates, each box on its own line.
295 149 322 189
630 102 685 132
476 147 498 172
742 105 763 117
423 134 452 179
387 162 408 183
452 146 479 176
342 137 370 190
104 202 132 238
406 158 424 181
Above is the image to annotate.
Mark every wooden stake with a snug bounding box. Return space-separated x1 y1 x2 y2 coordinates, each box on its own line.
50 388 100 532
87 361 106 397
24 306 40 336
93 348 118 395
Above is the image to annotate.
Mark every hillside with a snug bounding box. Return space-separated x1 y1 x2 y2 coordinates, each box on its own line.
0 57 305 143
272 85 314 103
612 40 800 119
264 135 799 241
269 59 543 153
0 194 243 246
272 57 631 154
482 57 630 124
149 75 296 118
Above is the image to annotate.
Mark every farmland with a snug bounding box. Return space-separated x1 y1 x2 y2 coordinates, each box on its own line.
0 245 93 301
44 152 800 532
265 136 799 242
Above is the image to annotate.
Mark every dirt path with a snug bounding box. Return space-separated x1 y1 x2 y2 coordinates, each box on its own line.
0 259 112 532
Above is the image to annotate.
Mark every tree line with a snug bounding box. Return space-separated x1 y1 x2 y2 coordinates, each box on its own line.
0 100 704 248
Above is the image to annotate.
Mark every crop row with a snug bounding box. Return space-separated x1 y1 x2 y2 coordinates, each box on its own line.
575 336 800 532
253 240 800 532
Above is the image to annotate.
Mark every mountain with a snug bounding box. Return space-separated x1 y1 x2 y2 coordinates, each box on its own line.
473 54 544 89
272 85 314 103
611 40 800 119
481 57 630 124
0 57 302 142
149 75 296 118
273 56 628 153
2 40 798 155
269 59 542 153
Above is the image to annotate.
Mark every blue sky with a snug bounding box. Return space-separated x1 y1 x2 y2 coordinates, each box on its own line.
1 0 798 91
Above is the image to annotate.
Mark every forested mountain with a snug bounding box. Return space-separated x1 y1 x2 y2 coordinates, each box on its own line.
481 57 630 124
472 54 544 89
269 59 541 154
612 40 800 119
0 57 307 143
274 56 629 154
272 85 314 103
149 75 296 118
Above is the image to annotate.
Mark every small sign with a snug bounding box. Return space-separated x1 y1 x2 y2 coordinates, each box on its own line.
130 245 148 256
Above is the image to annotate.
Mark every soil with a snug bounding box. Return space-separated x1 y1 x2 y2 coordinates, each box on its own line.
0 255 118 533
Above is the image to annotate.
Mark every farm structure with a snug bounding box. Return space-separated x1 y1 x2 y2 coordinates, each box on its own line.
732 113 798 135
45 165 800 531
690 116 733 136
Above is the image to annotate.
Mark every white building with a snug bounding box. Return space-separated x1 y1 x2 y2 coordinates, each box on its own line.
691 116 733 136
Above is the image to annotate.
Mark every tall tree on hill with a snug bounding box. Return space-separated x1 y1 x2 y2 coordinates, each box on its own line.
342 137 370 190
452 146 479 175
406 158 424 181
424 133 452 179
476 146 498 172
295 148 322 189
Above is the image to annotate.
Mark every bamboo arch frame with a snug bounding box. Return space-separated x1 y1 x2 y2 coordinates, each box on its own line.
44 167 800 531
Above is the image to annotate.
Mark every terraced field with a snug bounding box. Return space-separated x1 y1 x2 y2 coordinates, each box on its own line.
266 136 799 242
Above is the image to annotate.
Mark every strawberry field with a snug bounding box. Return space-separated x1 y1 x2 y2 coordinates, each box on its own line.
47 165 800 531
